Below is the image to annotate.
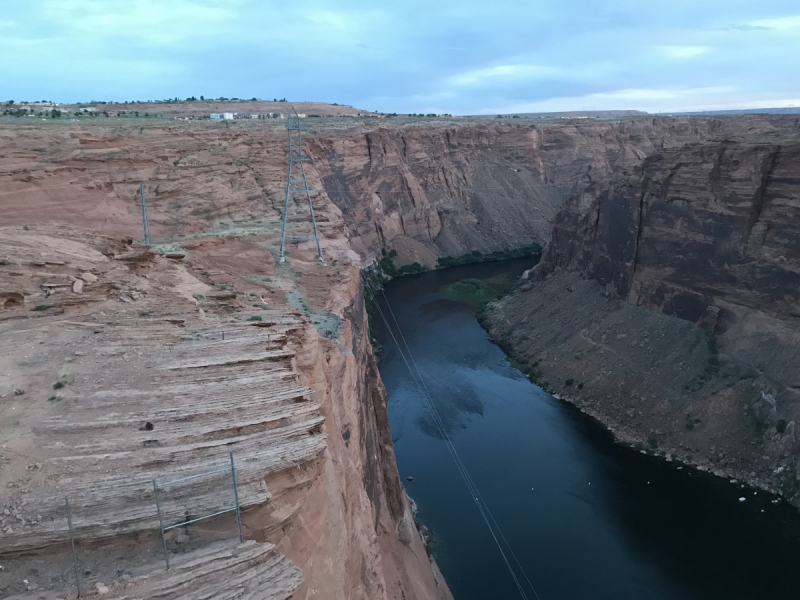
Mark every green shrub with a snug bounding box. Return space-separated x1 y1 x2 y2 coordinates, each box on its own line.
248 315 262 321
564 378 574 387
440 279 498 307
436 243 542 269
378 249 428 278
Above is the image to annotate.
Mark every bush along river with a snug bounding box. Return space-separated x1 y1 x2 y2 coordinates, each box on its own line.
372 258 800 600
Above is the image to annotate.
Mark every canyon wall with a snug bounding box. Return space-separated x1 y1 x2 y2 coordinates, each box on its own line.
0 119 452 599
482 115 800 502
305 123 569 266
3 113 800 598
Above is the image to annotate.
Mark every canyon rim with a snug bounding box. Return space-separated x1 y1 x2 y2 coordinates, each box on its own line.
2 110 800 598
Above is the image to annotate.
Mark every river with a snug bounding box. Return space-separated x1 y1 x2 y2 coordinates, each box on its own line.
373 259 800 600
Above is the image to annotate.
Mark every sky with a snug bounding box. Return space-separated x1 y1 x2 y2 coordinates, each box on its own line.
1 0 799 115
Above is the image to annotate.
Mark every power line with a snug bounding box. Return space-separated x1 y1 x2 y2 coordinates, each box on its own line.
367 292 533 600
280 109 325 264
139 183 151 246
322 183 557 197
332 177 542 600
376 288 542 600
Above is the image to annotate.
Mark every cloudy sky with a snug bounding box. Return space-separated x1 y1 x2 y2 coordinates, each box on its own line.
2 0 799 114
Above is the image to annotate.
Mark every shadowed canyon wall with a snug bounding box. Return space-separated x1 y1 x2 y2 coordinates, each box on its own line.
480 115 800 503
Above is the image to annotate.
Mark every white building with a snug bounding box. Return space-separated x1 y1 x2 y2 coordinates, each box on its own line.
210 112 235 120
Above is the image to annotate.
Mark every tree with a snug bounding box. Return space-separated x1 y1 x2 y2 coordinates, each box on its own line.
200 95 204 100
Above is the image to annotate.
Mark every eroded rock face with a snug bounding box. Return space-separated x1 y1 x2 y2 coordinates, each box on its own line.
537 130 800 326
485 115 800 503
306 124 569 266
0 116 452 599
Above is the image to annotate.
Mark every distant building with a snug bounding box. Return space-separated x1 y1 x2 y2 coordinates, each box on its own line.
211 113 234 120
233 112 257 119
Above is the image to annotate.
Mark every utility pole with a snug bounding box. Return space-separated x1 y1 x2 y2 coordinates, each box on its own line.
279 109 325 264
139 184 151 246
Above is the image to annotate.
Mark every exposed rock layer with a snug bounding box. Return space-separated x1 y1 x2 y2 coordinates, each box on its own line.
483 115 800 503
0 116 455 598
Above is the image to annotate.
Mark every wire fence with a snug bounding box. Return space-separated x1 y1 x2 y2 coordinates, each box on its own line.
153 451 243 569
1 452 243 598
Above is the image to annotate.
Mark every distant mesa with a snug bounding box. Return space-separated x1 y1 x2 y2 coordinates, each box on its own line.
469 110 650 120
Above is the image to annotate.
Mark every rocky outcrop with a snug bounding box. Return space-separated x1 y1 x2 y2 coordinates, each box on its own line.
484 115 800 503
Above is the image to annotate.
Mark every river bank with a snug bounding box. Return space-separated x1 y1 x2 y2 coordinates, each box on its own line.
482 270 800 507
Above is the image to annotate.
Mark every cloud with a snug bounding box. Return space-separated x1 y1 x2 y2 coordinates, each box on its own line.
447 64 564 86
474 86 738 114
39 0 240 45
658 46 710 60
751 14 800 30
720 24 773 31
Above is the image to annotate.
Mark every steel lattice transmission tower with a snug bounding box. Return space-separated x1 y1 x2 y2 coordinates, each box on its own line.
279 109 325 264
139 183 151 246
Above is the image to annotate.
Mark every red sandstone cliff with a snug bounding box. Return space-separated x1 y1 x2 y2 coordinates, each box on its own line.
0 119 451 599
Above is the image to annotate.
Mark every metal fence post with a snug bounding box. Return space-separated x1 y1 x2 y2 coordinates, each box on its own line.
152 479 170 569
230 451 244 542
65 496 82 597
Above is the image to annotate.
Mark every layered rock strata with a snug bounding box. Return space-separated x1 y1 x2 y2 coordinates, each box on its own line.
0 223 443 596
483 115 800 502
